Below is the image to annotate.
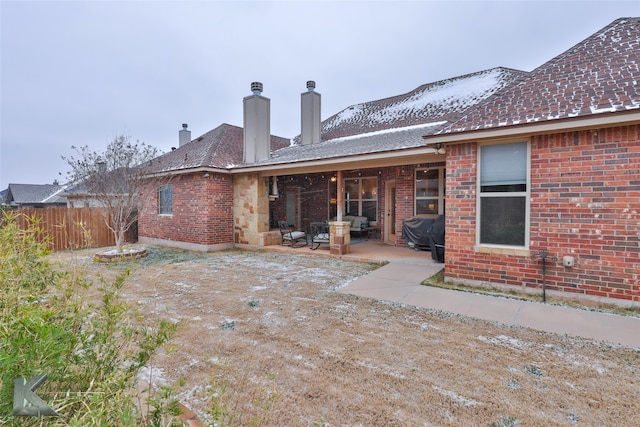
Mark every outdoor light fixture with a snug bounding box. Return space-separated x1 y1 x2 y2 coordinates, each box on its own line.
433 143 446 155
330 175 337 182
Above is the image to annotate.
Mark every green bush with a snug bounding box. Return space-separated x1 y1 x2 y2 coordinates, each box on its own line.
0 212 177 426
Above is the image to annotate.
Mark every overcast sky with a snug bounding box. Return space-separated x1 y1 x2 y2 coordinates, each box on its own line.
1 0 639 188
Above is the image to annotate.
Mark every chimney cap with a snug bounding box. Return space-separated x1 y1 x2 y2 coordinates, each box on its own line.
306 80 316 91
182 123 188 129
251 82 263 95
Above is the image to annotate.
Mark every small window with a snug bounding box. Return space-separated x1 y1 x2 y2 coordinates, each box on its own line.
159 184 173 215
478 142 529 247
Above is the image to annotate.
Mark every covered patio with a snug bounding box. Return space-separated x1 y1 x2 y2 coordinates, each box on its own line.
238 237 439 266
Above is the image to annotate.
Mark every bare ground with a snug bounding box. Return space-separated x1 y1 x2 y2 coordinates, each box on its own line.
49 246 640 426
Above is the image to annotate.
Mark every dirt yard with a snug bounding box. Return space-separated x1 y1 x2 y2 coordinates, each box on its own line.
50 246 639 426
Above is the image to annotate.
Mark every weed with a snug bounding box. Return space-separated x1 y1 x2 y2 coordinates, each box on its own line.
220 320 236 330
491 416 519 426
525 365 544 376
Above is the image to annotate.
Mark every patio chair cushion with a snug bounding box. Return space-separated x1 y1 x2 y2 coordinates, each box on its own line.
284 231 306 240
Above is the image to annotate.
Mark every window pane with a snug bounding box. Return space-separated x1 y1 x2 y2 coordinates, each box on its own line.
480 196 525 246
362 201 377 221
345 200 358 216
416 169 439 197
480 142 527 189
361 178 377 199
344 179 359 200
159 185 173 215
416 199 438 215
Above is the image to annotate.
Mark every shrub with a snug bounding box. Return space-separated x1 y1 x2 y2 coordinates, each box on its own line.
0 212 177 425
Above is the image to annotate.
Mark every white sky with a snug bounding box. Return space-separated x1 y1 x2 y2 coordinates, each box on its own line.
1 0 639 188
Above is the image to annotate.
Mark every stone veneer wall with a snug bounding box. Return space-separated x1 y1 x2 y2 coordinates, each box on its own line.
233 173 270 245
445 125 640 303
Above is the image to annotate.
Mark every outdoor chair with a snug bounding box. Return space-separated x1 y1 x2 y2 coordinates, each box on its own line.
277 220 308 248
309 222 330 250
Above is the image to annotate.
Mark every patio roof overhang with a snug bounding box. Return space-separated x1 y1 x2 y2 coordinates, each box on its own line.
422 109 640 146
229 146 443 177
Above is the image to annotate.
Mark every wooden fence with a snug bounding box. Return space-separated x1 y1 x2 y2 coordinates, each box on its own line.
12 207 116 251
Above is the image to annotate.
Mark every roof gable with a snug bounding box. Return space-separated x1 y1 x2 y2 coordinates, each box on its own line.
440 18 640 134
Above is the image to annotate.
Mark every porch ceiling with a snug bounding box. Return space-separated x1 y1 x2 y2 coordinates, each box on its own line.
233 147 443 177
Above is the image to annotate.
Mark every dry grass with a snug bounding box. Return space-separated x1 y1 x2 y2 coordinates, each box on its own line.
50 246 640 426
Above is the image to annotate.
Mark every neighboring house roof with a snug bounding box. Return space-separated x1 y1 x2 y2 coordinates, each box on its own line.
148 123 290 174
4 183 67 206
438 17 640 135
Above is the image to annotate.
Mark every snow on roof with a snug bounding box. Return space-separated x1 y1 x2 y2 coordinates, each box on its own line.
438 18 640 135
314 67 528 142
253 121 447 167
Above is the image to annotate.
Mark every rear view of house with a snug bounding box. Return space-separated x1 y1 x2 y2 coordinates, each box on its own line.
138 18 639 303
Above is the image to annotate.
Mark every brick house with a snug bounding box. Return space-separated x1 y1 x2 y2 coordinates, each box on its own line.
140 69 522 248
140 18 639 302
424 18 640 303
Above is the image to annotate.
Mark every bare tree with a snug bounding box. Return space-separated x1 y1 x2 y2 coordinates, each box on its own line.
64 135 164 252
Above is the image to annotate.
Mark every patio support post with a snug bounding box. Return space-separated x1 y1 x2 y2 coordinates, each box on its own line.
336 170 343 221
330 169 350 255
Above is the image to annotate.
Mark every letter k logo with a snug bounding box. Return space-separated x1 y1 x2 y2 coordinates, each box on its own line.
12 374 59 417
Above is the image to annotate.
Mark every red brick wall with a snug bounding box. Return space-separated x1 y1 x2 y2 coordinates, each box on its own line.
139 172 234 246
445 125 640 302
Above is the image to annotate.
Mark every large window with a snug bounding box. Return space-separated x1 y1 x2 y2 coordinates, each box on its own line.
159 184 173 215
415 168 445 215
344 177 377 221
478 141 529 247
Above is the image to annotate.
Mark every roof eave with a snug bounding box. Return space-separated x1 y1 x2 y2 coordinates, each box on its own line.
143 166 233 179
230 146 443 176
423 109 640 145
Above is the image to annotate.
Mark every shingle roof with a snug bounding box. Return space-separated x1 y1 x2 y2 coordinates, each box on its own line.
310 67 529 142
264 67 527 166
148 123 290 173
253 122 446 167
438 18 640 135
5 183 67 205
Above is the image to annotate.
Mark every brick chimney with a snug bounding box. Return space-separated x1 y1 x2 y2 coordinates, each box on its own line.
179 123 191 147
243 82 271 162
301 80 321 145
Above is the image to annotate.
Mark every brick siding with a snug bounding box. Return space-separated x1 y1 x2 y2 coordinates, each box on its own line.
445 124 640 302
139 172 234 247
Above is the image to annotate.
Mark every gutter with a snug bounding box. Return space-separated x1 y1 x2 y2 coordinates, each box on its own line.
422 109 640 145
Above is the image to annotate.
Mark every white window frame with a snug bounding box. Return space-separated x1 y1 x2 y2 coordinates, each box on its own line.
343 177 378 221
415 167 445 216
476 141 530 249
159 184 173 216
